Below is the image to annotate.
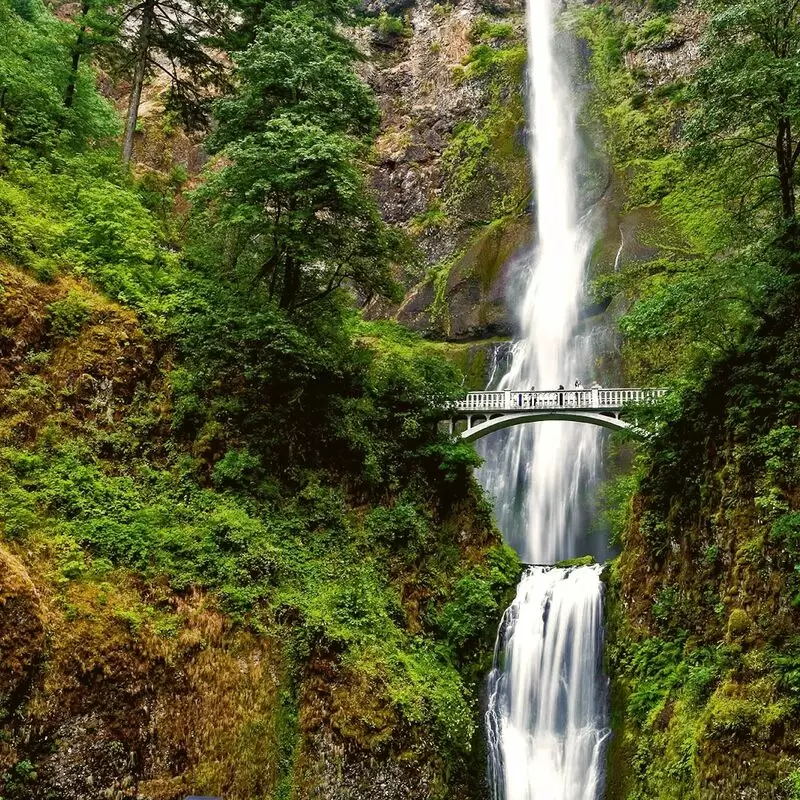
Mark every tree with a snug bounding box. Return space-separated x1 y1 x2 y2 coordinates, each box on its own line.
689 0 800 258
194 14 404 311
116 0 228 163
0 0 118 152
61 0 119 110
222 0 354 49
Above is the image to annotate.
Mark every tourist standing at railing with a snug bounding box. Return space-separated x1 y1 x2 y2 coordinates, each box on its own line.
529 386 535 407
558 385 565 405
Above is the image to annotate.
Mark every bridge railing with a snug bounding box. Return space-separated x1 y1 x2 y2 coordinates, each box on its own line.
453 388 667 413
458 391 507 410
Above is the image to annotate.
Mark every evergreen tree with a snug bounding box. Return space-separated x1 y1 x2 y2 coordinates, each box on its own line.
194 12 404 311
223 0 354 49
61 0 119 111
116 0 229 163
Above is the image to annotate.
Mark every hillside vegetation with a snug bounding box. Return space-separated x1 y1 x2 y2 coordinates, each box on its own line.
0 0 520 797
4 0 800 797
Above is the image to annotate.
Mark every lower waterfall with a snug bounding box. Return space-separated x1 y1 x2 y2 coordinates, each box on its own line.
485 567 608 800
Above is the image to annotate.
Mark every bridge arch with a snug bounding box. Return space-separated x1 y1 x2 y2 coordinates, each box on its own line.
459 411 639 442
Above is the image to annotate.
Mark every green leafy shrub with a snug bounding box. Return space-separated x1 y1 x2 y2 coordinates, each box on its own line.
212 448 264 490
1 759 38 799
786 769 800 800
47 293 91 338
365 502 430 551
374 11 409 37
437 571 500 651
471 17 515 43
636 16 671 46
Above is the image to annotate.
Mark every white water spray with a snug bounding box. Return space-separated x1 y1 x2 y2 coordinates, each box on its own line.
477 0 610 797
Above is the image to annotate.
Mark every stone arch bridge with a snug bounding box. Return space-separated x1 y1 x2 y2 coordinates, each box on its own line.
446 388 668 442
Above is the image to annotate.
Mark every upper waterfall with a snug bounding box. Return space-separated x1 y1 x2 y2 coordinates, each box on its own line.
476 0 606 566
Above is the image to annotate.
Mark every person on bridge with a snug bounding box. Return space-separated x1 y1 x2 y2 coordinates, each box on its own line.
529 386 537 407
558 385 565 405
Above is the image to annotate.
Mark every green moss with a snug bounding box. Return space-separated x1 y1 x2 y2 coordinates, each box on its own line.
555 555 596 568
570 3 678 202
429 257 456 334
635 16 673 47
409 199 449 235
46 292 92 338
432 340 507 391
422 214 530 337
726 609 752 640
440 18 528 227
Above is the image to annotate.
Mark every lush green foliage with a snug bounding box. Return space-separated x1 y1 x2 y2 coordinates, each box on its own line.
576 2 794 384
0 0 521 795
0 432 516 749
0 0 116 152
0 0 179 312
575 4 800 797
194 11 404 312
603 268 800 799
688 0 800 241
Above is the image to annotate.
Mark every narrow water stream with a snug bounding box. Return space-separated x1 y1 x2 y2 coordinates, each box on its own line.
476 0 611 797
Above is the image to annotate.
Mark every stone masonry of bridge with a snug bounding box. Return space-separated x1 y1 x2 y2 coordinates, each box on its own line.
446 388 668 441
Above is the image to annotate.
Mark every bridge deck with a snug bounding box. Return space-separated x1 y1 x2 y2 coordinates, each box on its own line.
454 388 667 415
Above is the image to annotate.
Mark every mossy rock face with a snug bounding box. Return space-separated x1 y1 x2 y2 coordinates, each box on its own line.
392 216 528 340
435 340 501 390
397 215 530 340
555 555 596 569
726 608 752 640
0 546 45 712
0 262 153 442
606 305 800 800
442 215 530 340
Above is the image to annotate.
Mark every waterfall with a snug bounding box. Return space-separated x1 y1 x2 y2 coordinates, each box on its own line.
476 0 610 797
486 567 608 800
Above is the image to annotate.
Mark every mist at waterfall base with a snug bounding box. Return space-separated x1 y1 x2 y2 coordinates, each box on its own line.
475 0 610 798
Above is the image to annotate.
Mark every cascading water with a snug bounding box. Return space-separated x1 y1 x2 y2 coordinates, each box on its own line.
476 0 610 797
477 0 604 566
486 567 607 800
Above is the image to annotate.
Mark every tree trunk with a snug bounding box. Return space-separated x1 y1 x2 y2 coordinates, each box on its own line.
64 3 90 110
777 116 796 223
279 257 301 311
122 0 155 164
